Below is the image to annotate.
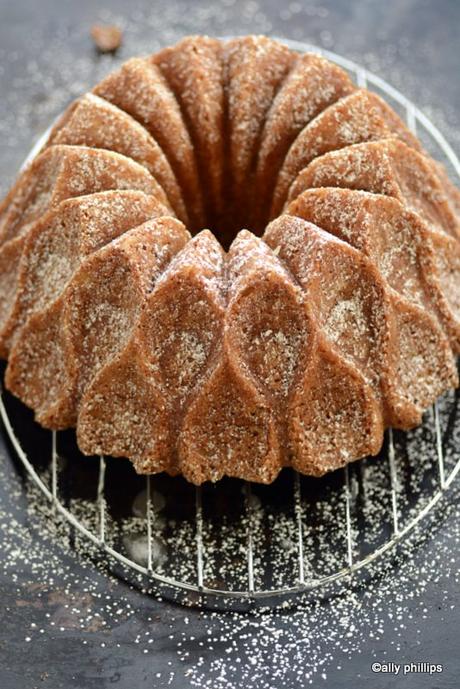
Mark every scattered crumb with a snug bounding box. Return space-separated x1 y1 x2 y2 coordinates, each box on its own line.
90 24 123 54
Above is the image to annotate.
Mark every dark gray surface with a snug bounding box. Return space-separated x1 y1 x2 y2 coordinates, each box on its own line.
0 0 459 687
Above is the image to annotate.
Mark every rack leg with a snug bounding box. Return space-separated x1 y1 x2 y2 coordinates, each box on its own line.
97 456 106 544
244 483 255 594
344 465 353 569
195 486 204 590
293 471 305 585
387 429 400 535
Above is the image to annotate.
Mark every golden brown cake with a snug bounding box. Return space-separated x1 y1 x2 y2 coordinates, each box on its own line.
1 35 459 484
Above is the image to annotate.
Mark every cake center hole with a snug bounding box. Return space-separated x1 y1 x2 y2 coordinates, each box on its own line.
198 206 265 252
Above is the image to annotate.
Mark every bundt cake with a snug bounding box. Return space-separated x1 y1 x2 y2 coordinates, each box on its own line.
1 35 459 484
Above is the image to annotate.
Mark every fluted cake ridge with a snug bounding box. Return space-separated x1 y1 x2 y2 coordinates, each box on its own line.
1 35 459 483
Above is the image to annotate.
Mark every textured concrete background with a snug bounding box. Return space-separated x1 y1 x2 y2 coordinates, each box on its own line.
0 1 459 687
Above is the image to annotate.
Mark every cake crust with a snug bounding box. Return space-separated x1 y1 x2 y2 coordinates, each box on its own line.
1 35 459 484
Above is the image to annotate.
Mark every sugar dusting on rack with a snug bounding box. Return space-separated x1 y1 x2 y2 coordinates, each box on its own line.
0 396 459 685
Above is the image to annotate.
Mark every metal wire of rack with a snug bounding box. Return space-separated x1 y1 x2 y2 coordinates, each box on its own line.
1 40 460 611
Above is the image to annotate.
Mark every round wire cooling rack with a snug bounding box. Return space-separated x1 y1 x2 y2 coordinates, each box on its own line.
1 40 460 612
